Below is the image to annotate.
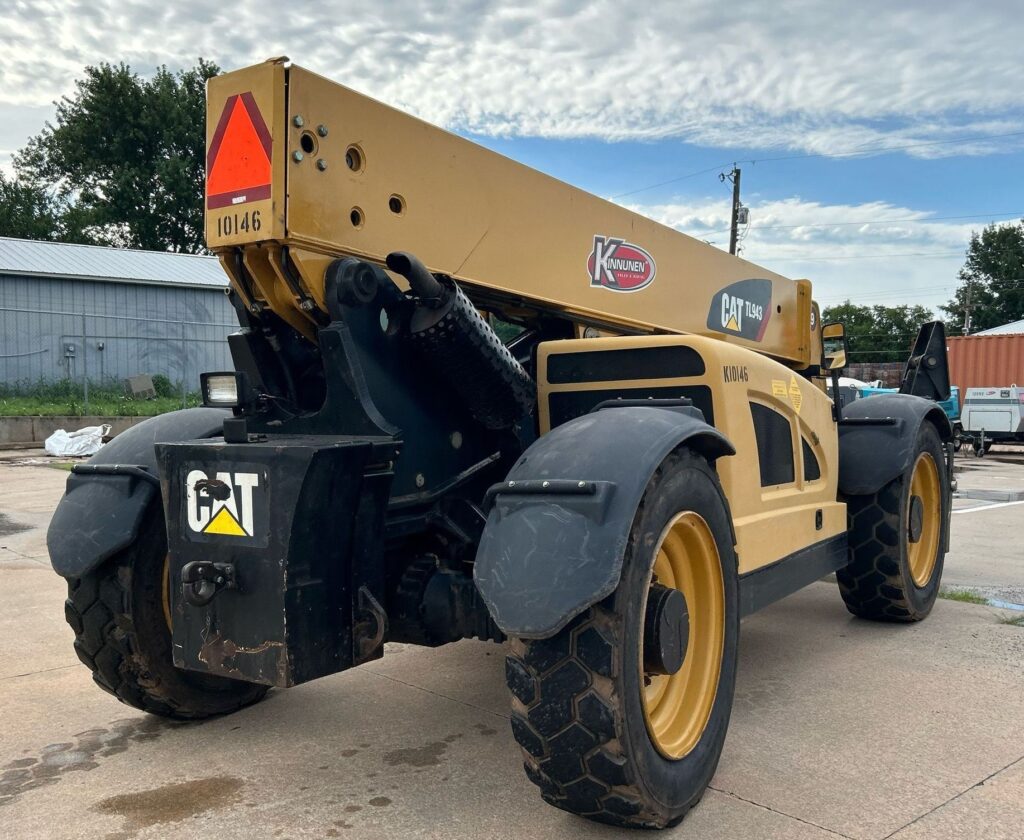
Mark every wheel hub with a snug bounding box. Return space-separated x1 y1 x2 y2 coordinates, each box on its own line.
908 495 924 543
644 583 689 676
641 511 725 760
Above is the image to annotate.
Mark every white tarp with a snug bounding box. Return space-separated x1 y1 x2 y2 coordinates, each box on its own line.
44 424 111 457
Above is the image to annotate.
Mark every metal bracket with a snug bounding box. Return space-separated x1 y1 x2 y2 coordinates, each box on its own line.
181 561 237 607
353 586 388 664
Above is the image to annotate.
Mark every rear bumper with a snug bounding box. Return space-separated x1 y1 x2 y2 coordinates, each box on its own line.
156 434 398 687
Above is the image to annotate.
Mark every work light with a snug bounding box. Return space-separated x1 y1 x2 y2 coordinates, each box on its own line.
200 371 249 408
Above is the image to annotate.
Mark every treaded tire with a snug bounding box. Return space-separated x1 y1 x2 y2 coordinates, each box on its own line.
505 448 739 828
64 505 268 719
837 423 948 621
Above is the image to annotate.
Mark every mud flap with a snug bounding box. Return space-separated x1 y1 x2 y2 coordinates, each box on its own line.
156 435 398 687
474 404 733 639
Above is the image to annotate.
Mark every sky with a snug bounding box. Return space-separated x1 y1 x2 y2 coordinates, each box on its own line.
1 0 1023 316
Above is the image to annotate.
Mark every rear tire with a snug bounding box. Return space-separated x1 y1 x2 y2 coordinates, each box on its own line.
64 505 268 719
505 449 739 828
837 423 948 621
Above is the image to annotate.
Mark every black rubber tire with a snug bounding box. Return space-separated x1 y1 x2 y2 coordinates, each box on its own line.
64 505 269 719
837 423 948 621
505 449 739 828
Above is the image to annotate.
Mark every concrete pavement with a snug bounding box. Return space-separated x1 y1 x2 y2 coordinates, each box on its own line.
1 458 1023 839
947 452 1024 605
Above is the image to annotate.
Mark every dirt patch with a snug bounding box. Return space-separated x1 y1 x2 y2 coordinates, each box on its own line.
0 717 182 807
382 741 451 768
368 796 392 807
94 775 243 839
0 513 30 538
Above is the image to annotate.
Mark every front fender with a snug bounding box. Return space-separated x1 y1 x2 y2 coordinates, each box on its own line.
47 408 230 579
838 393 951 496
473 405 733 639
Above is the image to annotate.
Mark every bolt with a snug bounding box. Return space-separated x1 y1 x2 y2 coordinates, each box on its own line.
249 304 261 314
215 576 225 585
508 481 516 487
317 124 328 137
293 115 305 127
542 480 550 488
415 473 426 488
316 158 328 171
292 150 304 163
578 481 586 488
299 299 315 311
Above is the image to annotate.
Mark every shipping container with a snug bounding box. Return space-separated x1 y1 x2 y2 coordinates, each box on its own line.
947 334 1024 407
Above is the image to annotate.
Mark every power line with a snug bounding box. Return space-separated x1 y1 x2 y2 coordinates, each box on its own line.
760 243 1024 261
612 130 1024 199
695 211 1024 238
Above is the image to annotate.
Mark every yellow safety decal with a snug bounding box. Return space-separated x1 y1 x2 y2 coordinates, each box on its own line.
789 375 803 414
771 380 788 399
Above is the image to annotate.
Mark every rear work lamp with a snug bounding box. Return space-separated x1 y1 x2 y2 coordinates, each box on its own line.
200 371 253 408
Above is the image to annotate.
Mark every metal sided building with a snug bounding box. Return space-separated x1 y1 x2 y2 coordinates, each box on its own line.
0 237 235 389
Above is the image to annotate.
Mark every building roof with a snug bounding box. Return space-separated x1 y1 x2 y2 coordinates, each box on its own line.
0 237 226 289
975 319 1024 336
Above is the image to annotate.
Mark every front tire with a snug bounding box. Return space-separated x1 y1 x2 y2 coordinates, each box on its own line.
64 505 268 719
505 449 739 828
837 423 948 621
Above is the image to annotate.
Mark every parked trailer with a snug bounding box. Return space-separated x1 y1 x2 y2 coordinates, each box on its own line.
961 385 1024 455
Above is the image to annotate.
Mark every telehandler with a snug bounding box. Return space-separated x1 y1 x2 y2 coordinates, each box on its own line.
48 59 954 828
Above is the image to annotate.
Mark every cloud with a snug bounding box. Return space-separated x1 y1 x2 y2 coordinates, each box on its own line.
1 0 1023 155
626 195 1014 312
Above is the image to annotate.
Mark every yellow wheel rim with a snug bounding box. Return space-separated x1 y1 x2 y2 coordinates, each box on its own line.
161 554 173 631
907 453 941 587
641 512 725 760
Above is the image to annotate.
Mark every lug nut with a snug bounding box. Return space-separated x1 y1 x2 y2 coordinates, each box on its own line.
293 115 305 127
316 158 328 171
292 150 304 162
317 124 328 137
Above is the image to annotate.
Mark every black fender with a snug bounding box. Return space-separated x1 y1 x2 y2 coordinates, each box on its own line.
838 393 952 496
47 408 230 579
473 404 734 639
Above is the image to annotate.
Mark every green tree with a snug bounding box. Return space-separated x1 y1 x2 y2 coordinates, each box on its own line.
15 59 219 253
0 172 93 243
822 302 933 363
0 173 65 241
941 220 1024 334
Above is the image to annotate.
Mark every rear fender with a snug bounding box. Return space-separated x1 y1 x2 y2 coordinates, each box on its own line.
838 393 952 496
47 408 230 579
473 404 734 639
838 393 953 553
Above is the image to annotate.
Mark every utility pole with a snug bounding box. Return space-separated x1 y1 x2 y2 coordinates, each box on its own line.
720 166 742 255
964 278 973 335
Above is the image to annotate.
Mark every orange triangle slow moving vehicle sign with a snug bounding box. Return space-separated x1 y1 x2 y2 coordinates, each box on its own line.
206 92 272 210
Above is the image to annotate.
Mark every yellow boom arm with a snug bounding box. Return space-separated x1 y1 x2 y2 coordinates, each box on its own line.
205 60 815 366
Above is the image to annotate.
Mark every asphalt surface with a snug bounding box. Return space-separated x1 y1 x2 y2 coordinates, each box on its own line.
1 451 1023 839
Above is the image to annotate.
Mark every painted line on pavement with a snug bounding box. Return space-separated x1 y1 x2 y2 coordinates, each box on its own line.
952 500 1024 515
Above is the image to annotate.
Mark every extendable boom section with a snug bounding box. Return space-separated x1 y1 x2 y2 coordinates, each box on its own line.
205 60 814 366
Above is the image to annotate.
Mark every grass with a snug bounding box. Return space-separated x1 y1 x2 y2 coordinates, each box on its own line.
938 587 989 605
0 378 201 417
997 614 1024 627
